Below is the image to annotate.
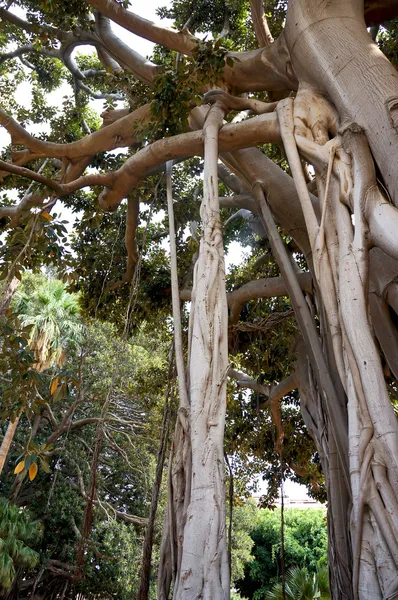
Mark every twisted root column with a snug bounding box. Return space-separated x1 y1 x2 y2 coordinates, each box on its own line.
278 84 398 599
174 101 229 600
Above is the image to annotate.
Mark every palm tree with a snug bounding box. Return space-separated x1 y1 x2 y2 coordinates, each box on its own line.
0 277 84 476
264 566 330 600
14 277 83 371
0 497 41 592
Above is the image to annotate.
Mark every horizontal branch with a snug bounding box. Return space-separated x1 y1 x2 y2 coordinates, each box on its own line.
0 103 149 160
228 368 297 409
229 368 271 398
181 272 312 323
226 35 297 93
95 12 161 85
0 44 59 64
269 372 298 403
0 159 63 193
0 7 64 38
87 0 296 92
204 90 278 115
86 111 281 210
228 272 311 323
75 78 125 101
219 194 258 213
0 110 280 211
87 0 197 55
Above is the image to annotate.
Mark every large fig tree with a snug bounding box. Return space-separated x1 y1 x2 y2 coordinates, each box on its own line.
1 1 398 598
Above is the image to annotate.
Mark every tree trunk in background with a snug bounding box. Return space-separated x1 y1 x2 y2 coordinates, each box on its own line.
0 416 20 476
0 277 19 318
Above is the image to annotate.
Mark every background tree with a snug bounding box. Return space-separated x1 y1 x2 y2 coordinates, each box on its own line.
236 508 328 599
0 275 83 477
0 498 41 595
0 273 173 597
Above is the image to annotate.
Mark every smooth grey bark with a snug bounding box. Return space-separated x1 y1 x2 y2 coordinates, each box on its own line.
284 0 398 206
174 103 230 600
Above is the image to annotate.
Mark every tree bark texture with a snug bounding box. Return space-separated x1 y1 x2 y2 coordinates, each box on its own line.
168 103 230 600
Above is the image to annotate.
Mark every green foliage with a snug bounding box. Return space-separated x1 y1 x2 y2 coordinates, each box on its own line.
264 565 330 600
236 509 328 599
13 274 84 369
0 211 72 281
158 0 257 51
80 520 142 599
0 274 171 596
21 0 92 31
230 499 257 584
0 497 41 592
69 201 173 332
378 20 398 67
142 39 232 139
231 592 249 600
0 311 39 422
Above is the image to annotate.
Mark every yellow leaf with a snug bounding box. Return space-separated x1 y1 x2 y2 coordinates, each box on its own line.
14 461 25 475
41 211 52 222
50 377 59 395
29 463 38 481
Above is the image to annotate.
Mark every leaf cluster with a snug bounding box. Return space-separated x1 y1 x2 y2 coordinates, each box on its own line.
142 39 231 140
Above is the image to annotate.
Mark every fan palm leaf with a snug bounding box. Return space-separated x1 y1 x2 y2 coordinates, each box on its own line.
14 277 84 369
264 566 330 600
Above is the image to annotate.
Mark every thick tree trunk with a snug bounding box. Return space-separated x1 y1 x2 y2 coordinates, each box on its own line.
3 1 398 598
284 0 398 206
274 3 398 598
173 103 230 600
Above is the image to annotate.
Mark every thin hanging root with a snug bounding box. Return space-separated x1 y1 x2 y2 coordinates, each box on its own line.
372 456 398 538
166 161 189 409
318 145 336 245
368 479 398 567
353 443 374 600
157 166 192 598
276 98 320 245
271 395 283 454
253 183 350 490
276 96 346 394
107 196 139 291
